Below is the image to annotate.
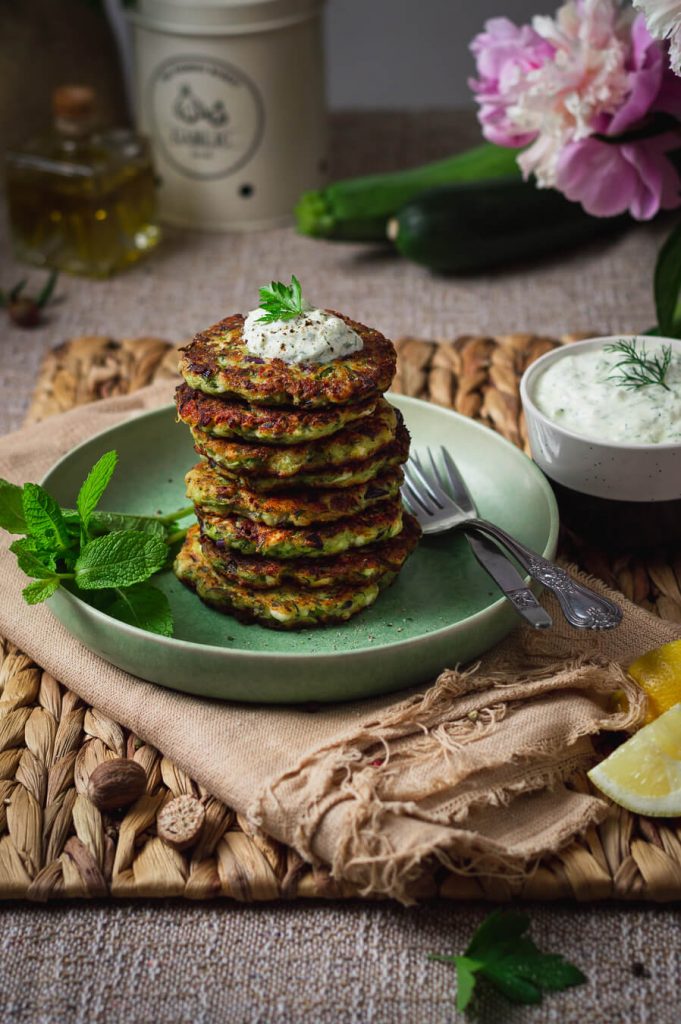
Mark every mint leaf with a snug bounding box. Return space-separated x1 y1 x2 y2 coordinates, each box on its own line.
89 511 166 539
10 538 59 578
22 482 70 551
654 220 681 338
429 910 587 1010
0 479 27 534
22 577 60 605
74 531 167 589
466 909 529 959
455 958 480 1012
506 953 587 991
62 508 166 540
482 962 542 1004
77 450 117 531
105 582 173 636
428 954 483 1012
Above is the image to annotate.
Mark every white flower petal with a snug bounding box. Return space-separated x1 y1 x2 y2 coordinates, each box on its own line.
633 0 681 41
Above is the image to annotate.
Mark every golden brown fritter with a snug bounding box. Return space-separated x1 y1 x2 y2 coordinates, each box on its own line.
179 312 396 408
186 461 403 526
191 399 398 478
199 513 422 589
198 496 404 559
174 527 395 629
202 419 411 492
175 383 376 445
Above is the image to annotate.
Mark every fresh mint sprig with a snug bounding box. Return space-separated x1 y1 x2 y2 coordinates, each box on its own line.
256 275 307 324
604 338 672 392
0 451 194 637
428 909 586 1011
77 449 117 534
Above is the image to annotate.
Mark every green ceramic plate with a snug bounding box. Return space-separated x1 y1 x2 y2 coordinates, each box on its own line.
41 395 558 704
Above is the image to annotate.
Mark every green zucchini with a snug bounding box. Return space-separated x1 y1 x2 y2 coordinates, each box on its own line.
295 143 520 241
388 179 629 273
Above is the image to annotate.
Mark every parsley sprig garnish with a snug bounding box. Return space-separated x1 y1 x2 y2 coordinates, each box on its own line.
0 451 194 636
605 338 672 392
429 909 586 1011
256 275 307 324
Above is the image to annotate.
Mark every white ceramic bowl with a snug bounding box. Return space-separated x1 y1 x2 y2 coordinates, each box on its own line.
520 335 681 547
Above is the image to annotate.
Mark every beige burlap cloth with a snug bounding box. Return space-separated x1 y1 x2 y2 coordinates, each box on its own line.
1 382 679 902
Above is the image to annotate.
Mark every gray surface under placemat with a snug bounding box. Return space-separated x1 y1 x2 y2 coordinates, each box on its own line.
0 111 678 1024
2 901 677 1024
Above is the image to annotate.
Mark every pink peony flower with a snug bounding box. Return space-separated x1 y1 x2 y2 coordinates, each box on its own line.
633 0 681 74
555 15 681 218
555 134 680 218
470 0 681 220
514 0 633 187
469 17 555 147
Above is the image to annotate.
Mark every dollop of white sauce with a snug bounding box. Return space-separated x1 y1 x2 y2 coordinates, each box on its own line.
242 305 364 366
243 307 363 365
533 343 681 444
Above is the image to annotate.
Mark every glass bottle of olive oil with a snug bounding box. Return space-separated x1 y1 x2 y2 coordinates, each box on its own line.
5 85 161 278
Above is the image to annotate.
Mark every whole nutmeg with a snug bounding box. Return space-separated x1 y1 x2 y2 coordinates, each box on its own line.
87 758 147 811
157 794 205 851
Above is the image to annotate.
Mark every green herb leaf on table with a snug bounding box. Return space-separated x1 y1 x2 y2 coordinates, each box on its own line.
105 582 173 637
604 338 672 392
76 450 118 532
257 275 306 324
0 479 27 534
465 907 528 958
22 577 60 605
654 220 681 338
74 531 168 590
428 909 586 1011
36 269 58 310
9 279 27 302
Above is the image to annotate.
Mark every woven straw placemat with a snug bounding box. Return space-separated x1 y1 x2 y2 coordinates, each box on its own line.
1 332 679 903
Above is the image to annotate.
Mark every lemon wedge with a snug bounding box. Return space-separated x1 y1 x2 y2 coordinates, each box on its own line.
628 639 681 723
588 704 681 816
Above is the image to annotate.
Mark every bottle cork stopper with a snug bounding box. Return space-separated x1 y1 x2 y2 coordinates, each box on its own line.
53 85 97 122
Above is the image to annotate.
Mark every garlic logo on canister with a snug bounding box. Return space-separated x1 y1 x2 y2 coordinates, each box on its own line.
147 55 265 180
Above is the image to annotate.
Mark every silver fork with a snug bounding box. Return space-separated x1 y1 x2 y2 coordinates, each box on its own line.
402 447 622 631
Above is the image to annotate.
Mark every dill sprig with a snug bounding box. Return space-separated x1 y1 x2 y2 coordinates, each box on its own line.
604 338 672 392
256 275 306 324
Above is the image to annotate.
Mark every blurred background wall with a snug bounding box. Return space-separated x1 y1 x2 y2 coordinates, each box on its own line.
325 0 540 109
0 0 540 157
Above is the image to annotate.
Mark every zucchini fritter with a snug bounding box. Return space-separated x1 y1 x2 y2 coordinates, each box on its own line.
191 399 398 478
199 497 404 559
202 420 411 492
186 461 403 526
179 312 396 408
176 383 375 444
199 513 421 589
175 528 394 629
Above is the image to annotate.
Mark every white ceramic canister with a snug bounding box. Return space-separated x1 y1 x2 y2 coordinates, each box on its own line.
127 0 327 230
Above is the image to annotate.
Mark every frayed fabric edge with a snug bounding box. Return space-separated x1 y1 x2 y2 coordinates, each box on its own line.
248 656 640 902
323 759 606 905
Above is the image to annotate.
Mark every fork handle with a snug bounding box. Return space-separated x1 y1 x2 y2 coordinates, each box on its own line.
463 519 622 630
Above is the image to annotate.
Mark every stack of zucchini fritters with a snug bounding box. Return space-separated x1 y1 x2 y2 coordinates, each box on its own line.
173 311 421 629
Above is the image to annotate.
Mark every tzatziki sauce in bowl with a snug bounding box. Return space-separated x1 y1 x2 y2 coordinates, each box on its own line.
520 336 681 548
